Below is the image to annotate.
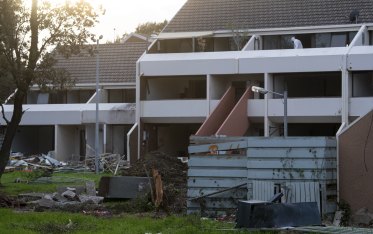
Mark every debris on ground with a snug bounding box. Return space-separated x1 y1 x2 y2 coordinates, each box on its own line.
21 182 104 211
6 152 128 174
6 152 66 172
333 210 344 226
121 151 188 213
85 154 129 173
4 150 186 215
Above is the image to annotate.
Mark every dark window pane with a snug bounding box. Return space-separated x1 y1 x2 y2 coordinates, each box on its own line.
315 33 331 48
331 33 347 47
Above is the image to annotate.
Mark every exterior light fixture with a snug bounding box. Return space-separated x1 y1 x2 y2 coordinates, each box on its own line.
251 86 288 137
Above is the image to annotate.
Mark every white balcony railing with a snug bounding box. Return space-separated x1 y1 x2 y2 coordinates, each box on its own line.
1 103 135 125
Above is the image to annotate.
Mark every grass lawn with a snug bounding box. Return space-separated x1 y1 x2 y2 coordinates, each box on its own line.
0 209 274 234
0 172 276 234
0 171 107 195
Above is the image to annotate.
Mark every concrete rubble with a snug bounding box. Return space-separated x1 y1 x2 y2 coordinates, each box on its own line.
21 181 104 209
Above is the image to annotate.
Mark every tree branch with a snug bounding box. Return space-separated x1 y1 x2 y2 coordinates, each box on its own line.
38 20 64 57
0 104 10 125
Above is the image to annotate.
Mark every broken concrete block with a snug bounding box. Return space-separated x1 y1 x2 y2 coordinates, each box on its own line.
43 194 53 201
78 195 104 205
333 210 344 226
61 190 77 201
38 197 56 208
56 201 81 208
52 192 68 202
57 186 85 195
66 187 76 192
85 181 96 196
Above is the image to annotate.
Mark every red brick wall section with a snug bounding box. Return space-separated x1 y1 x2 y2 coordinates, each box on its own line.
339 110 373 212
195 87 235 136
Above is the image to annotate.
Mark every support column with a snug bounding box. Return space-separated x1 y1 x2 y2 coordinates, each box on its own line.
341 70 351 125
103 124 107 154
54 125 59 159
264 73 273 137
136 60 142 159
207 74 211 115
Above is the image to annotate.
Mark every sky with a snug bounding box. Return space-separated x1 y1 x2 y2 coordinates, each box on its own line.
80 0 187 41
25 0 187 42
86 0 188 42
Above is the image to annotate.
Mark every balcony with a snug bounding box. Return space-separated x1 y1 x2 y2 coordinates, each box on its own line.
1 103 135 125
140 100 207 123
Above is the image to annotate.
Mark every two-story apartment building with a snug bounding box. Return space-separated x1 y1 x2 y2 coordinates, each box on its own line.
136 0 373 158
1 33 148 162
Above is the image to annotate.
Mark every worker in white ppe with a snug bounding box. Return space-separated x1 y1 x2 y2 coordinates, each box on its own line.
291 36 303 49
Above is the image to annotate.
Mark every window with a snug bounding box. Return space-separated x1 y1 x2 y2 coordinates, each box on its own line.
331 33 347 47
108 89 135 103
263 35 299 50
352 72 373 97
315 33 331 48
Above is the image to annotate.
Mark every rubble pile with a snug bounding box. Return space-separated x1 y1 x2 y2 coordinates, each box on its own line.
21 182 104 211
6 152 66 172
85 153 128 174
121 151 188 213
7 152 127 174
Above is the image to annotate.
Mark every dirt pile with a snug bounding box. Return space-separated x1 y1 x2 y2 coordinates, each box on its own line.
121 151 188 213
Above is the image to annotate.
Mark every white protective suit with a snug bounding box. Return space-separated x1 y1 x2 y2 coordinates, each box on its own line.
291 37 303 49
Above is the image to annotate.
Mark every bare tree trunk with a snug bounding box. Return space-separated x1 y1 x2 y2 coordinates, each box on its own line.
0 0 38 183
0 89 26 182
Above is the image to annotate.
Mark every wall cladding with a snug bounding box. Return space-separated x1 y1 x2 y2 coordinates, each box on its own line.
188 136 337 216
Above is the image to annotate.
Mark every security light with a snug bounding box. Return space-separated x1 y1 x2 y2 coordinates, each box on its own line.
251 86 269 94
251 86 288 137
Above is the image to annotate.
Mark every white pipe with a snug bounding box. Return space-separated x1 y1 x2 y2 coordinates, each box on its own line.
127 122 138 165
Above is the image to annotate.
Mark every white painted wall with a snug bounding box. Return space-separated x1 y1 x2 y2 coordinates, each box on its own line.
141 100 208 119
140 47 352 76
140 52 239 76
210 75 231 100
105 125 131 155
85 124 103 158
55 125 80 161
350 97 373 117
0 103 135 125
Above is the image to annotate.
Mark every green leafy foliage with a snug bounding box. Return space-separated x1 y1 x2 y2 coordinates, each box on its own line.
0 0 101 181
135 20 168 37
338 200 351 226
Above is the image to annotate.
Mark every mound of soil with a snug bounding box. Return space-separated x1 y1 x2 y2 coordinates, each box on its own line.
121 151 188 213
